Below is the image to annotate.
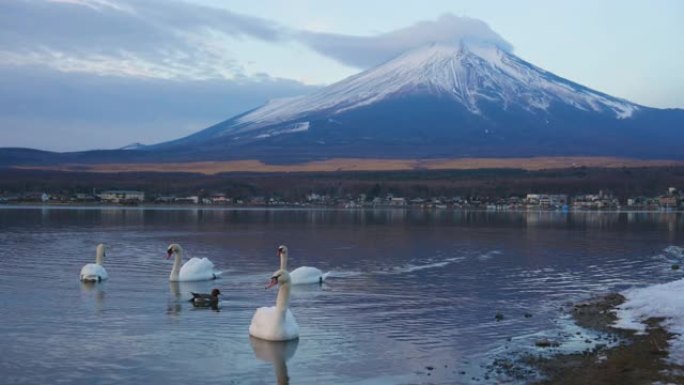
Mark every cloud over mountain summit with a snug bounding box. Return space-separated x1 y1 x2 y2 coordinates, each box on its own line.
298 14 513 69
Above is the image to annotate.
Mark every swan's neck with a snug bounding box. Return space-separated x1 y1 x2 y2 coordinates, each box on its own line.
170 252 182 281
95 249 104 265
275 282 290 318
280 253 288 271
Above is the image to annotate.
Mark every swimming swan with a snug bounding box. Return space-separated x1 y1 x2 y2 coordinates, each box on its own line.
291 266 330 285
166 243 220 282
249 245 300 341
80 244 108 282
279 246 329 285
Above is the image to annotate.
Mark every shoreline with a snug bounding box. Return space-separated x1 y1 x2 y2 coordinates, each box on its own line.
0 202 682 213
526 294 684 385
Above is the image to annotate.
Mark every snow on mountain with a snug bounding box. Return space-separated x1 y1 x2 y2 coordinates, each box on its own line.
147 41 683 162
1 42 681 166
227 42 639 139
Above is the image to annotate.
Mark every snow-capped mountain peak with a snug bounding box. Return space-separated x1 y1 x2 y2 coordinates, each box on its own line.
147 40 684 163
231 42 638 137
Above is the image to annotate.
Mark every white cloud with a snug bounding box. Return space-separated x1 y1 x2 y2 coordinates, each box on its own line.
46 0 135 13
297 14 513 68
0 3 510 79
0 0 284 80
0 48 183 79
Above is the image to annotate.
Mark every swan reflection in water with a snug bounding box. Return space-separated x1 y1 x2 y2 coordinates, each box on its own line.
250 337 299 385
167 281 183 315
80 280 107 312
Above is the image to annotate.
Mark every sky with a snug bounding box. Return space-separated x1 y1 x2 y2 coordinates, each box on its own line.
1 0 682 152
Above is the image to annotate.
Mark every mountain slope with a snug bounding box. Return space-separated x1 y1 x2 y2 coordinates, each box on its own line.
3 42 683 166
229 43 638 130
151 42 683 162
146 42 684 162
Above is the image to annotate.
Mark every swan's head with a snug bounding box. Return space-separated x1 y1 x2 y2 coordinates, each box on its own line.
166 243 183 259
277 245 289 270
266 270 291 289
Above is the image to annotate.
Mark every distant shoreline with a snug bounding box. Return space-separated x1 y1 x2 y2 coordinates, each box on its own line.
0 202 681 213
2 166 683 212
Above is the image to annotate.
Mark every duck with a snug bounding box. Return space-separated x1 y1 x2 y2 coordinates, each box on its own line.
249 245 300 341
80 244 108 282
166 243 221 282
279 246 329 285
190 288 221 308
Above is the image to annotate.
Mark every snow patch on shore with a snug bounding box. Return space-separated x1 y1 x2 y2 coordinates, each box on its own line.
614 271 684 364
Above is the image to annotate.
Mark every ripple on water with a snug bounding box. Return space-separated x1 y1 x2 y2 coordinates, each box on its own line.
0 208 682 385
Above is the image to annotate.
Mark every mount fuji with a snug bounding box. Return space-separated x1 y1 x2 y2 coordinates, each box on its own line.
2 41 683 166
149 42 682 162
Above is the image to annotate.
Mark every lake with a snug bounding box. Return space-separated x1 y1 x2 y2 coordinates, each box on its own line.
1 207 682 384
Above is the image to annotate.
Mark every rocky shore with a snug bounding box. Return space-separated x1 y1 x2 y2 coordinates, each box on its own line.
527 293 684 385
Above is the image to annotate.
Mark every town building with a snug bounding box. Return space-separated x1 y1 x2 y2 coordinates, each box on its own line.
97 190 145 203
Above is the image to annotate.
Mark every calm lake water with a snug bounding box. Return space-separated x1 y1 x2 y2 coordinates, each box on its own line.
1 207 683 385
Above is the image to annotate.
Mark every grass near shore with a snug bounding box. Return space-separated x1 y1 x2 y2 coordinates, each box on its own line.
14 156 684 175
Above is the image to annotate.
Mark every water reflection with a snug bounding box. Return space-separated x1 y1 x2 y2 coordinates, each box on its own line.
250 337 299 385
167 281 183 315
80 280 106 312
4 206 683 233
190 300 220 311
290 282 330 295
2 207 684 385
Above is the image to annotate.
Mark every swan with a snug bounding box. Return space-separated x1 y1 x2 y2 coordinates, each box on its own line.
291 266 330 285
166 243 221 282
80 244 108 282
279 246 329 285
249 245 300 341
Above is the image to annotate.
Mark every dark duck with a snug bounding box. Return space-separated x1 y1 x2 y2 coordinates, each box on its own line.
190 288 221 308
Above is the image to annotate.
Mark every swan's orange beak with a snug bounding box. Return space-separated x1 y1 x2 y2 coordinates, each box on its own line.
166 250 173 259
265 277 278 289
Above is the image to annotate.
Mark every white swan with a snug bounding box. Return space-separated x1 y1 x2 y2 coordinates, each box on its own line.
291 266 330 285
166 243 221 282
80 244 108 282
279 246 329 285
249 245 300 341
